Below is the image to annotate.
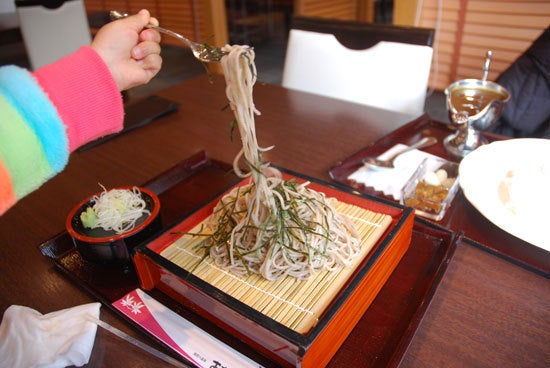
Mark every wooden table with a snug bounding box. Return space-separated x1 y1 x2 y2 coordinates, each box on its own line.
0 75 548 367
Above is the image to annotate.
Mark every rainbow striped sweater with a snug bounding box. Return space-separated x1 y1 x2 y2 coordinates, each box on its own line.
0 46 124 215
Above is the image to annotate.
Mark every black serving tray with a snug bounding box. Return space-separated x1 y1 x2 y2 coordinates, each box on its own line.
39 150 460 367
328 115 549 276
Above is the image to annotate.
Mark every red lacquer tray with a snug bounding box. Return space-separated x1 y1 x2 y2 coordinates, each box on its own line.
328 115 549 276
39 150 460 367
134 170 414 368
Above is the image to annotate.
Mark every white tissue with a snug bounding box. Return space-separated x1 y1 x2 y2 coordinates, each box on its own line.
0 303 100 368
348 144 438 201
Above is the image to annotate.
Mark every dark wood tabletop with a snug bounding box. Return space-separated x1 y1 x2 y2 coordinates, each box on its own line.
0 75 548 367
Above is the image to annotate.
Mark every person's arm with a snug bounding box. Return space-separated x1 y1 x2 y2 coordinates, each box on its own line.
0 9 161 215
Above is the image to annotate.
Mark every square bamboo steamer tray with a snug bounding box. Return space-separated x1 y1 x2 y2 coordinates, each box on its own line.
134 173 414 367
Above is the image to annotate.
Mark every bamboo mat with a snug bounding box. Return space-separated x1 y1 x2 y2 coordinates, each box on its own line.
160 201 392 334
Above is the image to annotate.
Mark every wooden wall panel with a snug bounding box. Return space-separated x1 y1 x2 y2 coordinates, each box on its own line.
102 0 131 12
84 0 105 13
413 0 549 90
129 1 161 15
83 0 226 48
294 0 359 21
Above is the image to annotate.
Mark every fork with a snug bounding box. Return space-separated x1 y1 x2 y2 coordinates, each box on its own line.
362 136 438 169
110 10 228 63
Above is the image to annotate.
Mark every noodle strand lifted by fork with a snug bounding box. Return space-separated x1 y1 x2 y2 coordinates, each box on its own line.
197 45 361 281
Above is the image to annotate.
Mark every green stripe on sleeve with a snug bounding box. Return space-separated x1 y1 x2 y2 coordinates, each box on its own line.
0 94 53 199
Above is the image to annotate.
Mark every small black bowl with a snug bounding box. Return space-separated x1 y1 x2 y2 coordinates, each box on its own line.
66 186 161 265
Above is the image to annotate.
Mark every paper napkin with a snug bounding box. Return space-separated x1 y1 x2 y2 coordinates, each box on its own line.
0 303 100 368
348 144 438 201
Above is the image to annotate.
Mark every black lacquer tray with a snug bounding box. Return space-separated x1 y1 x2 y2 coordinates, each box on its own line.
39 150 460 367
328 115 549 276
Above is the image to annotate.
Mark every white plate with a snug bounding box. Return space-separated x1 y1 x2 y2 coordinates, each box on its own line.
459 139 550 251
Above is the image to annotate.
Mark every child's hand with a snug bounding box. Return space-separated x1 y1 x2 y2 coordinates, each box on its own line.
91 9 162 91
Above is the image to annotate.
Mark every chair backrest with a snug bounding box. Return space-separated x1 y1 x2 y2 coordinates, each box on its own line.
282 16 435 117
16 0 91 70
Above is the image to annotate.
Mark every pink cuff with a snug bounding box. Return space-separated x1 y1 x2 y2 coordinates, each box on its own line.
34 46 124 152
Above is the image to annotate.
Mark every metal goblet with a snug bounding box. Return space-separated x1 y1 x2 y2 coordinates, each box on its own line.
443 79 510 158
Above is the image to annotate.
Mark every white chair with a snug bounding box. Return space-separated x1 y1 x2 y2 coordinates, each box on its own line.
16 0 91 70
282 17 434 117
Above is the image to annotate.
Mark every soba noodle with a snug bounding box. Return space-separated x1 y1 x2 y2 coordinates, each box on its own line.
81 185 149 234
194 45 361 281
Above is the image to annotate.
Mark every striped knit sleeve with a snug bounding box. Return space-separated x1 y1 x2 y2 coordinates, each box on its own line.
34 46 124 152
0 46 124 215
0 66 66 215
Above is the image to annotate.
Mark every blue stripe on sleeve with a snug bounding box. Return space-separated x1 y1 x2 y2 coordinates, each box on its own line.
0 65 69 173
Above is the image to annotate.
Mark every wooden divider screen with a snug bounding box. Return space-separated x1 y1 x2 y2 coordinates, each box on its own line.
83 0 228 49
294 0 375 22
84 1 547 89
397 0 549 90
84 0 227 73
294 0 358 20
295 0 549 90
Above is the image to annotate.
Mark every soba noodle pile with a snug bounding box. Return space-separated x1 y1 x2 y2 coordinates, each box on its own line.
81 185 149 234
195 45 361 281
